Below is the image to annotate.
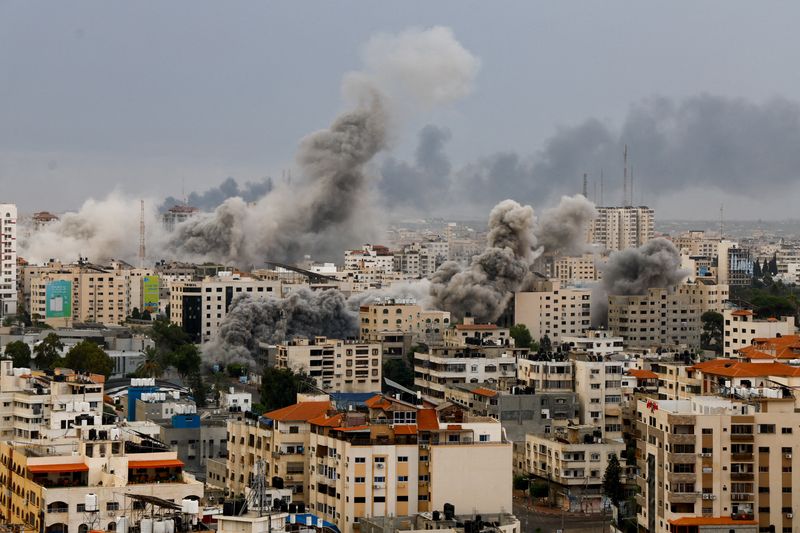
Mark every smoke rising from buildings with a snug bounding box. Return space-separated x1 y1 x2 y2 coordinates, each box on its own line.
601 238 687 296
533 194 597 256
429 199 540 322
19 26 478 266
160 177 273 212
204 288 358 363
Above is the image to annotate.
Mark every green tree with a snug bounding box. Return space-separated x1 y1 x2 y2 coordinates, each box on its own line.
189 373 210 408
513 475 529 491
141 309 152 321
136 346 165 378
4 341 31 368
260 367 310 411
62 340 114 377
769 254 779 276
34 333 64 370
383 359 413 389
130 308 141 320
172 344 203 379
752 260 762 279
529 480 548 498
150 319 190 355
700 311 724 354
509 324 533 349
538 335 552 354
603 454 625 507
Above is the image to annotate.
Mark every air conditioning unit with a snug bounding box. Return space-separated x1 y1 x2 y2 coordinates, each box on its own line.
376 463 384 469
702 494 716 500
787 513 794 519
785 454 793 459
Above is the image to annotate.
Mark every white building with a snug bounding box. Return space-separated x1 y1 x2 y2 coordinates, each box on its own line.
514 279 592 343
589 206 654 252
562 330 624 356
277 337 382 393
723 309 796 358
0 204 17 317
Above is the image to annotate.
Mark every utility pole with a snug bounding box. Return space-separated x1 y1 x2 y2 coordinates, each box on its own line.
139 199 146 268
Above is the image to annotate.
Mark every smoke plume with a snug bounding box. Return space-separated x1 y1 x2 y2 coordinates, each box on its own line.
204 288 359 363
429 199 540 322
160 177 273 212
601 238 687 296
533 194 597 256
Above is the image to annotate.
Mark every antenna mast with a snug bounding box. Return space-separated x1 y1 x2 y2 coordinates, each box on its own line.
139 200 145 268
622 144 628 206
719 204 724 239
582 173 588 197
600 169 604 206
630 165 634 206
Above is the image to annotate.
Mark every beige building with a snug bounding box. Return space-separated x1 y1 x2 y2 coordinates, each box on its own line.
308 396 511 533
634 393 800 533
723 309 796 358
442 318 512 347
525 425 625 512
277 337 382 393
572 354 625 439
608 281 727 350
550 253 600 284
516 357 574 392
359 299 451 346
0 204 17 317
514 279 593 343
589 206 654 252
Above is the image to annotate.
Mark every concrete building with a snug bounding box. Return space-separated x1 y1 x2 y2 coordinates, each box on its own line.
359 299 451 346
442 318 512 347
413 345 523 401
514 279 593 343
572 354 625 439
169 272 281 343
550 253 600 284
723 309 796 358
162 204 200 231
0 204 17 317
525 425 625 512
717 240 754 287
277 337 382 393
307 396 512 533
344 244 396 274
516 356 574 393
359 512 520 533
0 437 203 533
561 329 624 356
634 393 800 533
589 206 654 252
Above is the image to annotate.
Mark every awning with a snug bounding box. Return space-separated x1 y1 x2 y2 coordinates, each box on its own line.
394 424 418 435
28 463 89 474
128 459 184 469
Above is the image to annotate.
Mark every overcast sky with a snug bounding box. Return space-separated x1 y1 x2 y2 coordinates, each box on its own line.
2 1 800 219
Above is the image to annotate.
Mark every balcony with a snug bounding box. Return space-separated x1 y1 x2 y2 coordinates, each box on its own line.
669 434 696 445
730 472 754 481
668 452 697 464
731 453 754 462
730 493 754 502
669 492 699 503
730 433 754 443
668 472 697 484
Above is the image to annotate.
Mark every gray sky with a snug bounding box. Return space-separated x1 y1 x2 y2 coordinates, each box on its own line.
2 1 800 219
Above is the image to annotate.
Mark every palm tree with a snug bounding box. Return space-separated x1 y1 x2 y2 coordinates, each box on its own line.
136 347 163 378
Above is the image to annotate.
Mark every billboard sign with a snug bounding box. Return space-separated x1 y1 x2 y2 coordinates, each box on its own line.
45 280 72 318
142 275 160 314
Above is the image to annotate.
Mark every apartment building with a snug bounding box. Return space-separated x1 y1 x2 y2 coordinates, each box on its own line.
307 396 511 532
525 425 625 512
562 329 624 356
573 354 626 439
442 318 512 347
162 204 199 231
359 299 451 346
516 357 574 392
672 230 721 259
736 334 800 364
589 206 654 252
550 253 599 284
169 272 281 342
634 393 800 533
717 240 754 287
0 204 17 317
393 241 448 279
514 279 593 342
344 244 395 274
723 309 796 358
0 438 203 533
413 345 522 400
276 337 382 393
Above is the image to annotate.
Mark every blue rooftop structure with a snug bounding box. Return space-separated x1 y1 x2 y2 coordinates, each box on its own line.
286 514 340 532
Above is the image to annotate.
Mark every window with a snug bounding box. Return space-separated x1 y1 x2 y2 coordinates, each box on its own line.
701 428 713 434
354 457 366 463
759 424 776 434
106 502 119 511
479 435 490 442
397 476 408 482
782 427 793 434
397 495 408 502
374 476 385 483
354 477 365 483
374 496 385 503
397 456 408 462
354 497 366 504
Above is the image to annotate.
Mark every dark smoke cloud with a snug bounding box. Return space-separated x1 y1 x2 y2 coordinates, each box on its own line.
429 199 540 322
379 125 452 210
601 238 687 296
533 194 597 256
390 95 800 213
204 288 358 363
160 177 273 212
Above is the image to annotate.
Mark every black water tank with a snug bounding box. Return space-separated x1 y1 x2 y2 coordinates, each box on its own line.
443 503 455 521
432 510 440 521
288 503 297 514
272 476 284 489
297 502 306 513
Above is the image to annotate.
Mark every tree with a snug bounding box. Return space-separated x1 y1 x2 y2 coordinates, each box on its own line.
62 341 114 377
141 309 152 321
513 475 529 491
752 260 762 279
383 359 414 389
34 333 64 370
700 311 724 354
510 324 533 350
538 335 552 354
150 319 190 355
130 308 141 320
136 346 165 378
260 367 310 411
172 344 203 379
769 253 779 276
4 341 31 368
189 373 210 408
603 454 625 507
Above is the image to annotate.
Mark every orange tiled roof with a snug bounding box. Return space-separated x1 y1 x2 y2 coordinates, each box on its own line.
446 424 463 430
265 401 331 422
738 335 800 360
472 387 498 398
128 459 184 469
628 369 658 380
308 413 344 427
394 424 418 435
731 310 753 317
668 517 757 526
692 358 800 378
417 409 439 431
28 463 88 474
333 425 370 432
365 395 393 410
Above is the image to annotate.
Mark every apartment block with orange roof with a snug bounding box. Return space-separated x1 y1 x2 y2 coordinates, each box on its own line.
723 308 796 358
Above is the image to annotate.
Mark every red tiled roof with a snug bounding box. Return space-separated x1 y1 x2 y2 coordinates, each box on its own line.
308 413 344 427
365 395 393 410
265 401 331 422
472 387 498 398
394 425 418 435
333 425 370 432
692 359 800 378
417 409 439 431
738 335 800 360
628 369 659 380
128 459 184 469
446 424 463 430
28 463 88 474
731 310 753 317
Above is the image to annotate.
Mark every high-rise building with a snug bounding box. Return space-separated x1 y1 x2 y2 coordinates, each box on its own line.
0 204 17 317
514 279 593 342
588 206 654 252
277 337 382 393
